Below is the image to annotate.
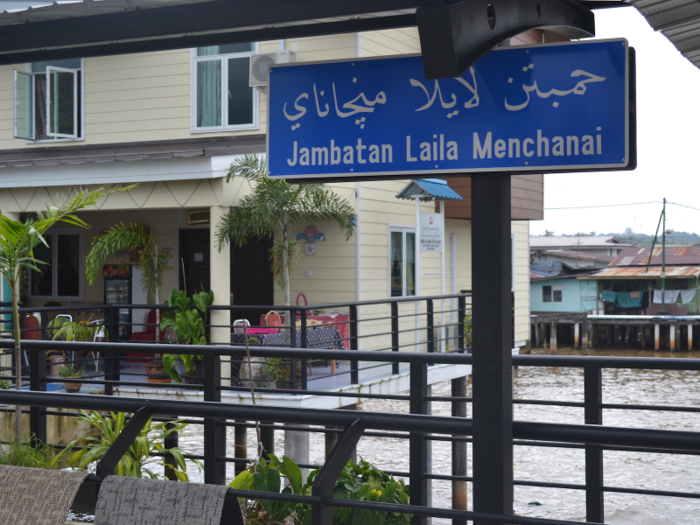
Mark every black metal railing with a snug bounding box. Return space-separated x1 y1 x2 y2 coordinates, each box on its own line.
1 339 700 524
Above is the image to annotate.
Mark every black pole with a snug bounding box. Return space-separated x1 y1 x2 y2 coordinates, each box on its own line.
164 421 179 481
29 346 47 446
471 173 513 524
203 353 225 484
451 376 468 525
409 360 428 525
349 305 359 384
391 301 399 374
584 365 604 522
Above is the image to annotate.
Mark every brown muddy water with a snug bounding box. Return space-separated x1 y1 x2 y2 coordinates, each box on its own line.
172 347 700 524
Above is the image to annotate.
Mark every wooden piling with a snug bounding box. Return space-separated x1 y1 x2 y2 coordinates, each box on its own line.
689 324 693 351
670 324 676 351
654 324 660 351
550 321 557 350
574 323 580 349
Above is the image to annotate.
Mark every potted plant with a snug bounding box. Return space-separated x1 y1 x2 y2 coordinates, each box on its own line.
160 288 214 383
144 355 171 384
58 364 86 393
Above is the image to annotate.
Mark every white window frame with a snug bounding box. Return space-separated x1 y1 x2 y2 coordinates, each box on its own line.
20 59 85 143
28 229 84 302
46 65 79 139
388 224 417 298
190 45 260 133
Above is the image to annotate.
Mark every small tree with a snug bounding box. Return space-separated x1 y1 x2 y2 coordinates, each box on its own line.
0 188 113 443
216 154 355 305
85 223 169 341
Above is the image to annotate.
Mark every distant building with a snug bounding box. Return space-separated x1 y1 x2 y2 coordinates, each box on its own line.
530 260 598 314
581 246 700 315
530 235 633 258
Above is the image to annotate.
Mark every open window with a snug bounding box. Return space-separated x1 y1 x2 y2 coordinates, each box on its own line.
13 59 82 141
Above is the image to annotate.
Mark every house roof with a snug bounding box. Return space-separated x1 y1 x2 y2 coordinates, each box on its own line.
0 135 265 169
395 179 463 202
610 246 700 267
538 249 615 263
580 266 700 280
530 235 630 249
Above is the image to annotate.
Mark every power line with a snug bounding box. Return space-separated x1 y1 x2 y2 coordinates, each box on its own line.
666 201 700 212
545 200 660 210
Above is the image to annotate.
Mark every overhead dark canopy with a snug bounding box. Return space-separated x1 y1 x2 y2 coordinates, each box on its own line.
2 1 697 77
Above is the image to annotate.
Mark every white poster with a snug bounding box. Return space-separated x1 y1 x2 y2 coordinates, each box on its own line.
420 212 443 253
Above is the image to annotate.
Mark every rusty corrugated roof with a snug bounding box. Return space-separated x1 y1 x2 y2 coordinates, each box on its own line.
610 245 700 267
580 266 700 279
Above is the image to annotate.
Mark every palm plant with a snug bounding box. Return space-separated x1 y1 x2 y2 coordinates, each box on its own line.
216 154 355 305
85 223 170 341
0 188 114 443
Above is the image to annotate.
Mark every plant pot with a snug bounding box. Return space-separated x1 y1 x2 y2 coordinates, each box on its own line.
182 375 200 385
63 378 82 393
145 362 171 384
48 355 64 377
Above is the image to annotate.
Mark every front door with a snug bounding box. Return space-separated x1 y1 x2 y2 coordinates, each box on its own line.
231 237 274 325
179 229 210 297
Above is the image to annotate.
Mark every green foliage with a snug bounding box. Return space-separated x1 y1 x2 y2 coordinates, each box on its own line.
464 310 472 347
0 379 10 389
0 187 123 443
48 315 105 343
160 288 214 383
228 454 303 525
297 459 410 525
65 410 197 481
262 357 288 387
58 364 85 378
85 223 169 303
215 154 354 304
0 439 65 469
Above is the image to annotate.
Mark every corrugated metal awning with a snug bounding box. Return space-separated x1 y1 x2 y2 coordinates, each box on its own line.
580 266 700 279
629 0 700 69
396 179 463 202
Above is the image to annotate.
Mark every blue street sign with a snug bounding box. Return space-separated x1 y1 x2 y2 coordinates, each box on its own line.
267 39 631 180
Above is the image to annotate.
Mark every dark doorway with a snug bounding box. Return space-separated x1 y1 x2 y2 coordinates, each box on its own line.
179 229 210 297
231 236 274 326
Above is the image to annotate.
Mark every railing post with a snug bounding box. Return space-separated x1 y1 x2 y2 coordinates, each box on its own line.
457 296 466 352
164 421 179 481
584 365 604 522
409 359 428 525
349 305 359 384
451 376 468 525
301 309 308 391
29 345 47 446
427 299 435 353
290 308 298 390
204 352 225 485
391 301 399 374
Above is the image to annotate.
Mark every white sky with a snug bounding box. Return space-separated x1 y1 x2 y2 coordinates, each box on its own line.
534 6 700 237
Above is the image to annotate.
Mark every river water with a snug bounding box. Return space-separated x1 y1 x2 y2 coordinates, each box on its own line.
175 347 700 524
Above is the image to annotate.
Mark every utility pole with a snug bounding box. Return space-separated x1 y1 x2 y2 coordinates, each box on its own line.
647 198 667 313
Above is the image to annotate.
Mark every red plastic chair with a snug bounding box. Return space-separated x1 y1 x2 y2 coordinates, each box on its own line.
126 309 160 362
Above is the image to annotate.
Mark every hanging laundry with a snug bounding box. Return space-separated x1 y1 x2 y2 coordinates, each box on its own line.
601 289 617 303
616 291 644 308
652 289 681 304
680 288 698 304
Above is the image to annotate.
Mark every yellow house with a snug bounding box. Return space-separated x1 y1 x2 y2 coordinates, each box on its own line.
0 23 550 356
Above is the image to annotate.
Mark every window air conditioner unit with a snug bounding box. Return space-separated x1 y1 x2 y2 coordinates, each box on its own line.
249 50 296 91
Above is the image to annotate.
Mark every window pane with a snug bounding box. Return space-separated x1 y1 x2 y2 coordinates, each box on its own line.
56 234 80 297
47 69 76 137
405 233 416 296
14 71 34 140
228 57 253 126
197 44 254 56
542 286 552 303
197 60 222 127
31 59 81 73
391 232 403 297
553 290 562 302
30 236 52 297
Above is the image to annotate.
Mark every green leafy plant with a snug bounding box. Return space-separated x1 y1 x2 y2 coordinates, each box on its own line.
86 223 170 342
298 459 411 525
160 288 214 383
65 410 198 481
0 439 65 469
48 315 103 343
229 454 303 525
216 154 355 306
0 187 122 443
0 379 10 389
262 357 288 387
58 364 86 378
464 310 472 347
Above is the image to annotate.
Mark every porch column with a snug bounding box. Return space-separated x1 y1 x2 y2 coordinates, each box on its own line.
210 206 232 384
